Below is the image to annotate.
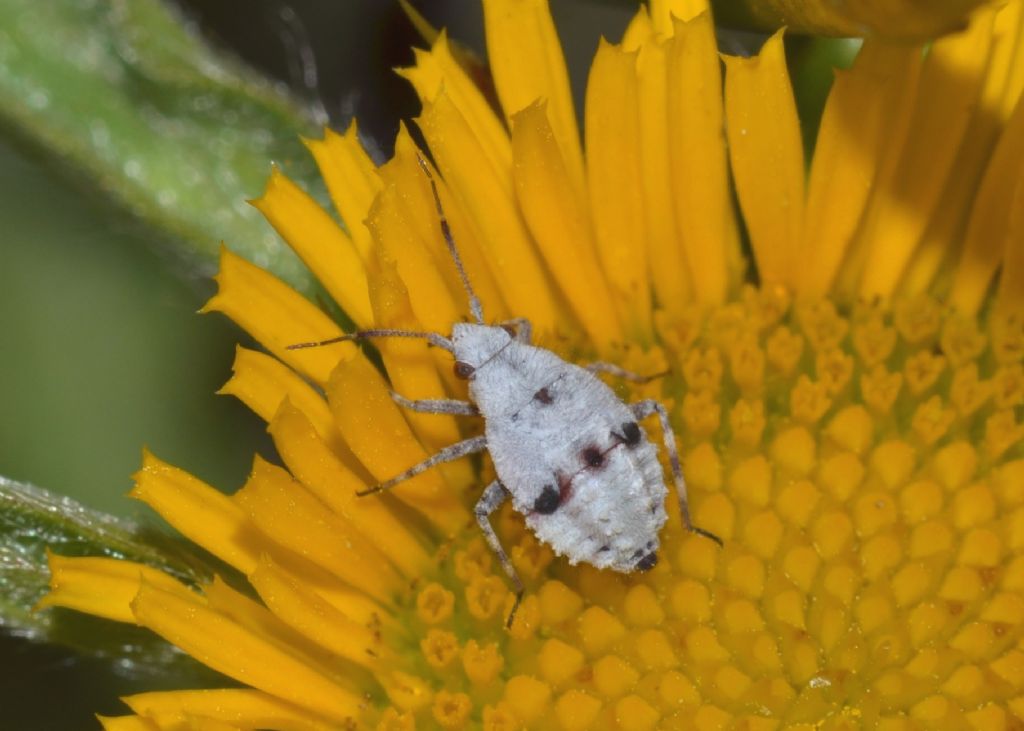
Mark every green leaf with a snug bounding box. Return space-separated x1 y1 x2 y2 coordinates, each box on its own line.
0 0 324 293
0 476 222 684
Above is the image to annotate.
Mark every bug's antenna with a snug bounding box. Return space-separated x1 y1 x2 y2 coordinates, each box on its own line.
416 154 485 324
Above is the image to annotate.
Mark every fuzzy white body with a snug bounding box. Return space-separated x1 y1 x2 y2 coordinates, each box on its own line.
452 323 667 572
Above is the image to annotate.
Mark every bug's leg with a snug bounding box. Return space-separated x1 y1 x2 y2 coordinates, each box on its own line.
358 436 487 496
631 400 723 547
586 362 668 384
286 328 455 354
498 317 532 343
475 480 524 629
390 392 479 416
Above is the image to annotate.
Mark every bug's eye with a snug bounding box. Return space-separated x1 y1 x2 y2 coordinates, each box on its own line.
621 421 642 446
454 361 476 379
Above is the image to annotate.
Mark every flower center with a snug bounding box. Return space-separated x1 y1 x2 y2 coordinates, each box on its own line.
374 290 1024 730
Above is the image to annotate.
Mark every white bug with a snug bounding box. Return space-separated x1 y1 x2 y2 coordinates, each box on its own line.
290 156 721 626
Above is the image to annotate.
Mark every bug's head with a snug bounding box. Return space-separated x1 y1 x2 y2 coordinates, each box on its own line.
450 322 513 378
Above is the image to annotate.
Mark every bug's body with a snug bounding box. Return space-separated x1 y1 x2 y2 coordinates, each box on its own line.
454 323 666 572
289 155 720 626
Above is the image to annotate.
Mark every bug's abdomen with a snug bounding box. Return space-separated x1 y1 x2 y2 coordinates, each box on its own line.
518 437 667 572
484 383 668 573
471 342 670 572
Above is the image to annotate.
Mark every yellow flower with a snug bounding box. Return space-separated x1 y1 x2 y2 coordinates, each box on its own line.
714 0 996 39
41 0 1024 728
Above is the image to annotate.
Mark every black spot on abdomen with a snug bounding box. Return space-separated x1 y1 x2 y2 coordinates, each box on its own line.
582 446 604 468
533 485 560 514
533 387 553 404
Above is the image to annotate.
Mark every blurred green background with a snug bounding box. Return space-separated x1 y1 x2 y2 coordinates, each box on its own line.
0 0 849 727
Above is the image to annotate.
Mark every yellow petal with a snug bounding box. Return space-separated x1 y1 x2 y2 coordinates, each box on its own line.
123 689 335 731
724 30 805 290
511 100 623 346
369 133 465 333
996 1 1024 119
901 149 988 300
800 42 918 297
857 14 994 299
366 257 472 473
667 12 741 305
715 0 991 39
648 0 710 33
995 171 1024 312
203 576 341 669
251 168 372 329
830 53 923 299
375 128 509 327
418 89 557 333
218 345 352 464
982 0 1024 122
268 399 430 577
106 712 241 731
327 348 471 534
241 545 384 628
234 456 401 602
368 183 461 329
130 581 361 723
904 2 1024 297
585 39 652 339
622 5 654 50
97 716 158 731
482 0 585 204
391 60 512 325
400 32 512 185
842 0 994 40
131 450 260 575
202 247 351 386
398 0 440 42
166 717 240 731
951 95 1024 314
636 36 693 310
248 554 381 668
40 553 197 624
303 123 381 265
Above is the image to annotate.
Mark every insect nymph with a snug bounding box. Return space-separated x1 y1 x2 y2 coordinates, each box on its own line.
290 156 721 625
